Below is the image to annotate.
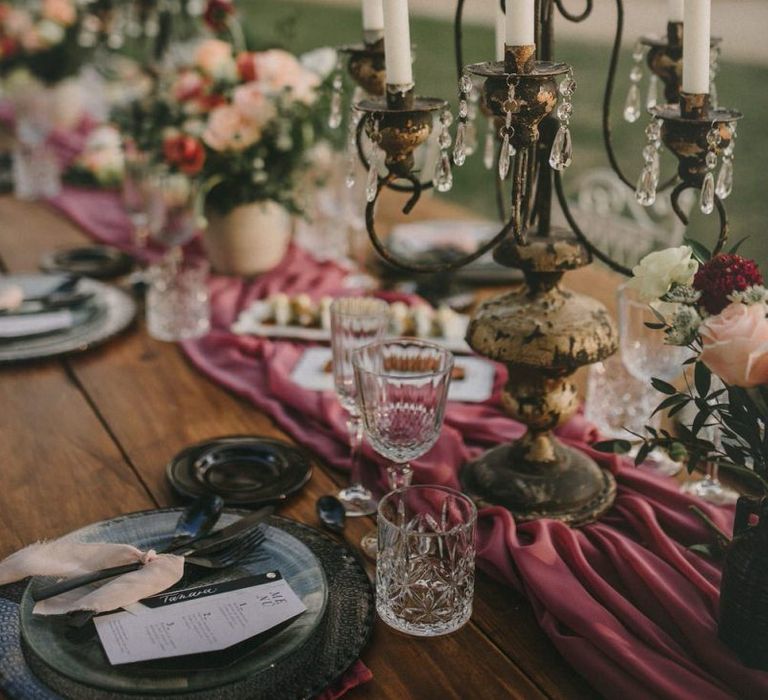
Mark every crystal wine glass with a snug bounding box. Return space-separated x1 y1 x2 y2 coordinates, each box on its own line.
353 339 454 554
121 147 151 249
330 297 389 515
618 282 689 475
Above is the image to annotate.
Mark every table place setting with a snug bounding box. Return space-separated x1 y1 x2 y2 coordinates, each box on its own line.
1 0 768 697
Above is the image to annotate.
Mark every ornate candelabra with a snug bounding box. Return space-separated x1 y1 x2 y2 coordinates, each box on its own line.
331 0 742 526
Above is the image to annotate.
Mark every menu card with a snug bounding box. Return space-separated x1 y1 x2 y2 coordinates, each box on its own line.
94 572 306 665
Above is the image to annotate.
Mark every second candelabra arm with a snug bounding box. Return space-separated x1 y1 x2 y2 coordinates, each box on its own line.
355 117 435 196
670 182 730 256
554 0 594 23
602 0 677 193
365 175 515 274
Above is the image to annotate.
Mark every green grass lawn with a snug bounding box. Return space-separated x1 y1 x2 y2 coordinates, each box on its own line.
246 1 768 268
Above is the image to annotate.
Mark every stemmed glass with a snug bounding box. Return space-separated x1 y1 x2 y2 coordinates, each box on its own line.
679 417 739 505
352 339 454 555
618 282 689 475
121 146 151 249
330 297 390 515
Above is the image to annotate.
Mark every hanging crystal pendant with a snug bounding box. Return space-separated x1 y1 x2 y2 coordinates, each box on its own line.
623 83 641 123
328 60 344 129
464 120 477 156
453 121 467 166
434 152 453 192
345 110 360 188
635 166 658 206
483 121 495 170
365 150 379 203
498 133 511 179
700 172 715 215
549 126 573 170
646 74 658 110
715 157 733 199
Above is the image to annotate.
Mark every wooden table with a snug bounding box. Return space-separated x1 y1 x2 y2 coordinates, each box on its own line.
0 191 621 700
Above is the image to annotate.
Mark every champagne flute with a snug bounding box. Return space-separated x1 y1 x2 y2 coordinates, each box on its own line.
330 297 389 515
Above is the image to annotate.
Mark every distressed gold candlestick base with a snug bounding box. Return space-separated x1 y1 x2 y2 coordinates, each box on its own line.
339 40 386 97
461 230 618 526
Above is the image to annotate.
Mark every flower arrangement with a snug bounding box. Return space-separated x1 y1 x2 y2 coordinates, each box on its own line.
65 125 124 187
0 0 89 85
598 242 768 490
114 36 328 217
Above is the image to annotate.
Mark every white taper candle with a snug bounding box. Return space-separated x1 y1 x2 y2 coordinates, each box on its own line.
667 0 684 23
505 0 535 47
362 0 384 31
382 0 413 86
683 0 711 94
495 3 505 61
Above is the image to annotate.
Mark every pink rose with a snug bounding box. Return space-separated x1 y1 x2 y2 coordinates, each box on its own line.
41 0 76 26
202 105 260 152
232 82 276 126
194 38 235 79
700 302 768 388
173 70 206 103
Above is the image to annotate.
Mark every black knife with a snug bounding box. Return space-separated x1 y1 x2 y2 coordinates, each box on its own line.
31 507 273 603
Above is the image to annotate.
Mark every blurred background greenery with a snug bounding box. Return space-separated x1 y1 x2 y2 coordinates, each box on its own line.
248 1 767 269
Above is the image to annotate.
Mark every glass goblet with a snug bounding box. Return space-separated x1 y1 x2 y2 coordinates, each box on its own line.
330 297 389 516
618 282 689 475
121 147 151 249
353 339 454 554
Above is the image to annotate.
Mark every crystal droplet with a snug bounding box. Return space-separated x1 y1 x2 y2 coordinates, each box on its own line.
434 152 453 192
715 157 733 199
365 152 379 203
464 120 477 156
559 76 576 97
635 166 658 206
629 65 643 83
453 122 466 166
646 74 658 110
459 74 473 95
483 125 494 170
549 126 573 170
498 133 511 179
700 171 715 215
438 126 452 150
705 150 718 170
328 89 343 129
623 83 641 123
345 155 356 189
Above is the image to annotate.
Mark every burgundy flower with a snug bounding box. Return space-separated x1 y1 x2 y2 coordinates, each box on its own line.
692 253 764 315
203 0 235 32
163 134 206 176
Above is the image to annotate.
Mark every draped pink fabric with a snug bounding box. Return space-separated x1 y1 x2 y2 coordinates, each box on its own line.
49 187 768 700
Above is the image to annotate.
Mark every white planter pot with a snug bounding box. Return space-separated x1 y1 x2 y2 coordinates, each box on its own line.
202 201 292 276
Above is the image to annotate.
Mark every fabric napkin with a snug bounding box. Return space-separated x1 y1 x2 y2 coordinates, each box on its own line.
0 310 75 339
0 540 184 615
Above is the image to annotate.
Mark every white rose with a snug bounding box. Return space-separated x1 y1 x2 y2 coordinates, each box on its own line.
628 245 699 302
36 19 65 46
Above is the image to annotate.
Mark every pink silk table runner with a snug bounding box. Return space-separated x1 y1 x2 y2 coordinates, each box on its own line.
48 186 768 700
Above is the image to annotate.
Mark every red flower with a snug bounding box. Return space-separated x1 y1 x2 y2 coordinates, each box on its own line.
163 134 206 176
693 253 764 315
203 0 235 32
236 51 258 82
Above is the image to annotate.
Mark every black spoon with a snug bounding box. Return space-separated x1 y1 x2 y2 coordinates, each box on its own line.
316 495 347 535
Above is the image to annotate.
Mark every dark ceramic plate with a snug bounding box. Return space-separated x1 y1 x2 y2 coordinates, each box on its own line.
19 510 373 699
0 275 135 364
40 246 135 280
167 436 312 507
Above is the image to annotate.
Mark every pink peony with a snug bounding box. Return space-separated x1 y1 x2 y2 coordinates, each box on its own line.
202 105 261 152
41 0 76 26
194 38 235 79
699 302 768 388
252 49 319 103
232 82 276 126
